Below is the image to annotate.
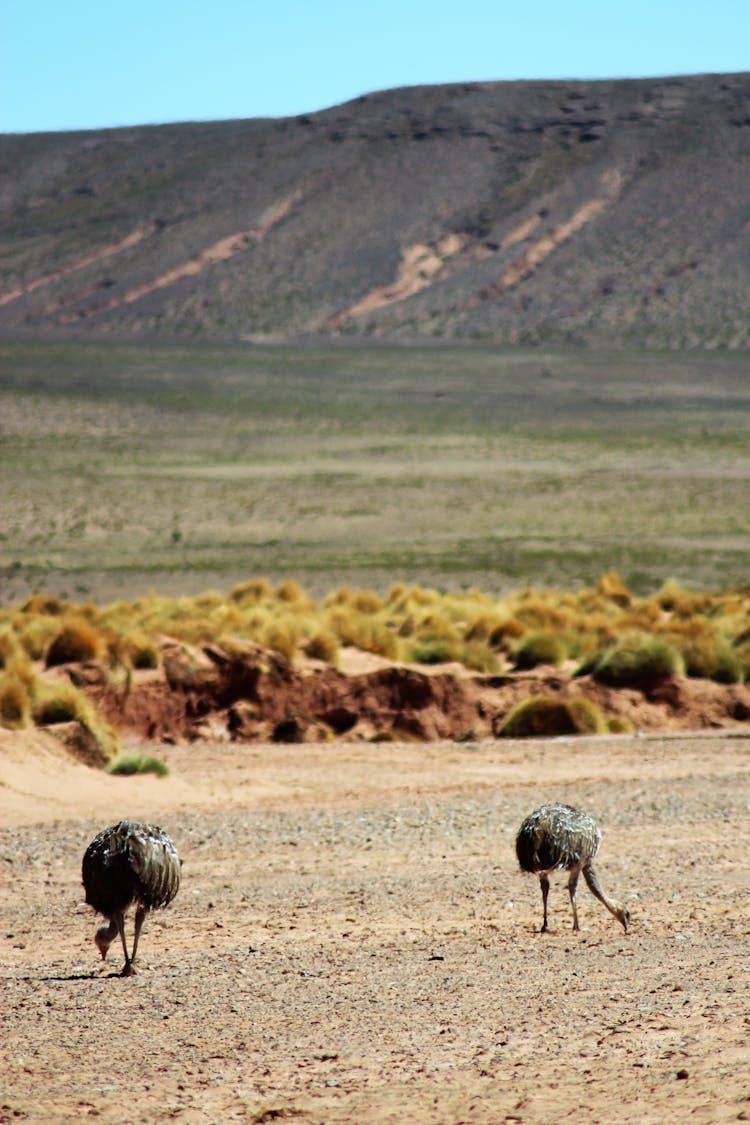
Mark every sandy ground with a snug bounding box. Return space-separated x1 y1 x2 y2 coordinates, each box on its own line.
2 730 750 1124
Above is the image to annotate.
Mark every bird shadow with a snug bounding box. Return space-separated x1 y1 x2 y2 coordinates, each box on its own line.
20 970 125 982
16 972 97 982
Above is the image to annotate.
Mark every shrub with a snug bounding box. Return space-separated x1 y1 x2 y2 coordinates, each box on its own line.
45 620 102 667
497 695 608 738
513 630 567 670
107 754 169 778
588 633 683 691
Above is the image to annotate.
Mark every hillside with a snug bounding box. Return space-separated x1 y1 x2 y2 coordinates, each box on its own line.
1 73 750 345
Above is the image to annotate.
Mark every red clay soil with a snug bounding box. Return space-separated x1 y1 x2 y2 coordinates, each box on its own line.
63 637 750 746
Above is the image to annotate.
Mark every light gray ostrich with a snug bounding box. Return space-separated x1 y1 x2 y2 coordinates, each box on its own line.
82 820 181 975
515 803 629 933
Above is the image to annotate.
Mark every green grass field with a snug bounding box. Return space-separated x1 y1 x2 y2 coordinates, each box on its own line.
1 339 748 605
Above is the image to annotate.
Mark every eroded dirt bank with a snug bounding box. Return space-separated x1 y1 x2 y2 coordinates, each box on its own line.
70 638 750 745
2 733 750 1123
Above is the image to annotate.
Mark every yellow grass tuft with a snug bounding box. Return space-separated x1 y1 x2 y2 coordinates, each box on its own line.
0 672 32 729
31 680 120 764
513 630 567 670
45 619 103 667
304 631 341 665
497 695 608 738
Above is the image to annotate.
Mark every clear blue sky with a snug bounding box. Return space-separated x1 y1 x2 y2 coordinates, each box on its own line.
3 0 748 134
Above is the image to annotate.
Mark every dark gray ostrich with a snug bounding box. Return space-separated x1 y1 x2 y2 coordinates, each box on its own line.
82 820 181 975
515 803 629 933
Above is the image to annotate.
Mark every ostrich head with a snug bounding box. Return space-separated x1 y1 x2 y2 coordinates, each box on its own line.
615 903 631 933
95 921 117 960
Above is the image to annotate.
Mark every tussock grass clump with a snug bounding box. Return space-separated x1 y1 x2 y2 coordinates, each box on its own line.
487 617 526 650
31 680 120 764
32 680 96 725
4 575 750 708
586 633 684 691
257 621 299 663
607 715 636 734
326 606 402 660
596 569 633 607
0 672 32 728
513 630 567 670
276 578 308 604
20 594 65 616
656 579 713 617
107 753 169 778
14 615 62 660
45 620 103 667
303 631 341 665
229 577 273 605
497 695 608 738
407 611 465 665
460 641 500 674
123 631 161 670
665 619 744 684
410 636 463 665
734 648 750 684
513 594 575 633
0 629 25 669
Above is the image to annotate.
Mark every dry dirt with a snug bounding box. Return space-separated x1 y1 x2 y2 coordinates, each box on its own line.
2 728 750 1124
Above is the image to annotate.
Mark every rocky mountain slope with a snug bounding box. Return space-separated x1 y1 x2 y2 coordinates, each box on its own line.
2 73 749 345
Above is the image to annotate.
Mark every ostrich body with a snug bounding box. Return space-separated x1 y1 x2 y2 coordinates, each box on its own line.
516 803 629 933
82 820 180 975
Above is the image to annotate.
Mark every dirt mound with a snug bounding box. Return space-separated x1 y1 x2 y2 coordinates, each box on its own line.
59 638 750 744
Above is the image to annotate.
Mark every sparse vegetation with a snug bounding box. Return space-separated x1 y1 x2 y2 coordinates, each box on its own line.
0 569 747 757
2 76 749 348
45 620 103 666
584 633 684 691
497 695 609 738
513 630 568 670
0 671 32 728
2 342 750 606
29 678 120 764
107 753 169 778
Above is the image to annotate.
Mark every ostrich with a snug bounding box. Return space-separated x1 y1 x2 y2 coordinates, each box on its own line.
82 820 181 975
515 803 629 933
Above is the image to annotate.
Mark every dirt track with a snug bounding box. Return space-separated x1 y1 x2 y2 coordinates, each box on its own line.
2 733 750 1123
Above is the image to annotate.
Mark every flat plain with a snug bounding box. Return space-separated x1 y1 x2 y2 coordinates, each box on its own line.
2 340 750 1124
2 731 750 1123
2 340 750 606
